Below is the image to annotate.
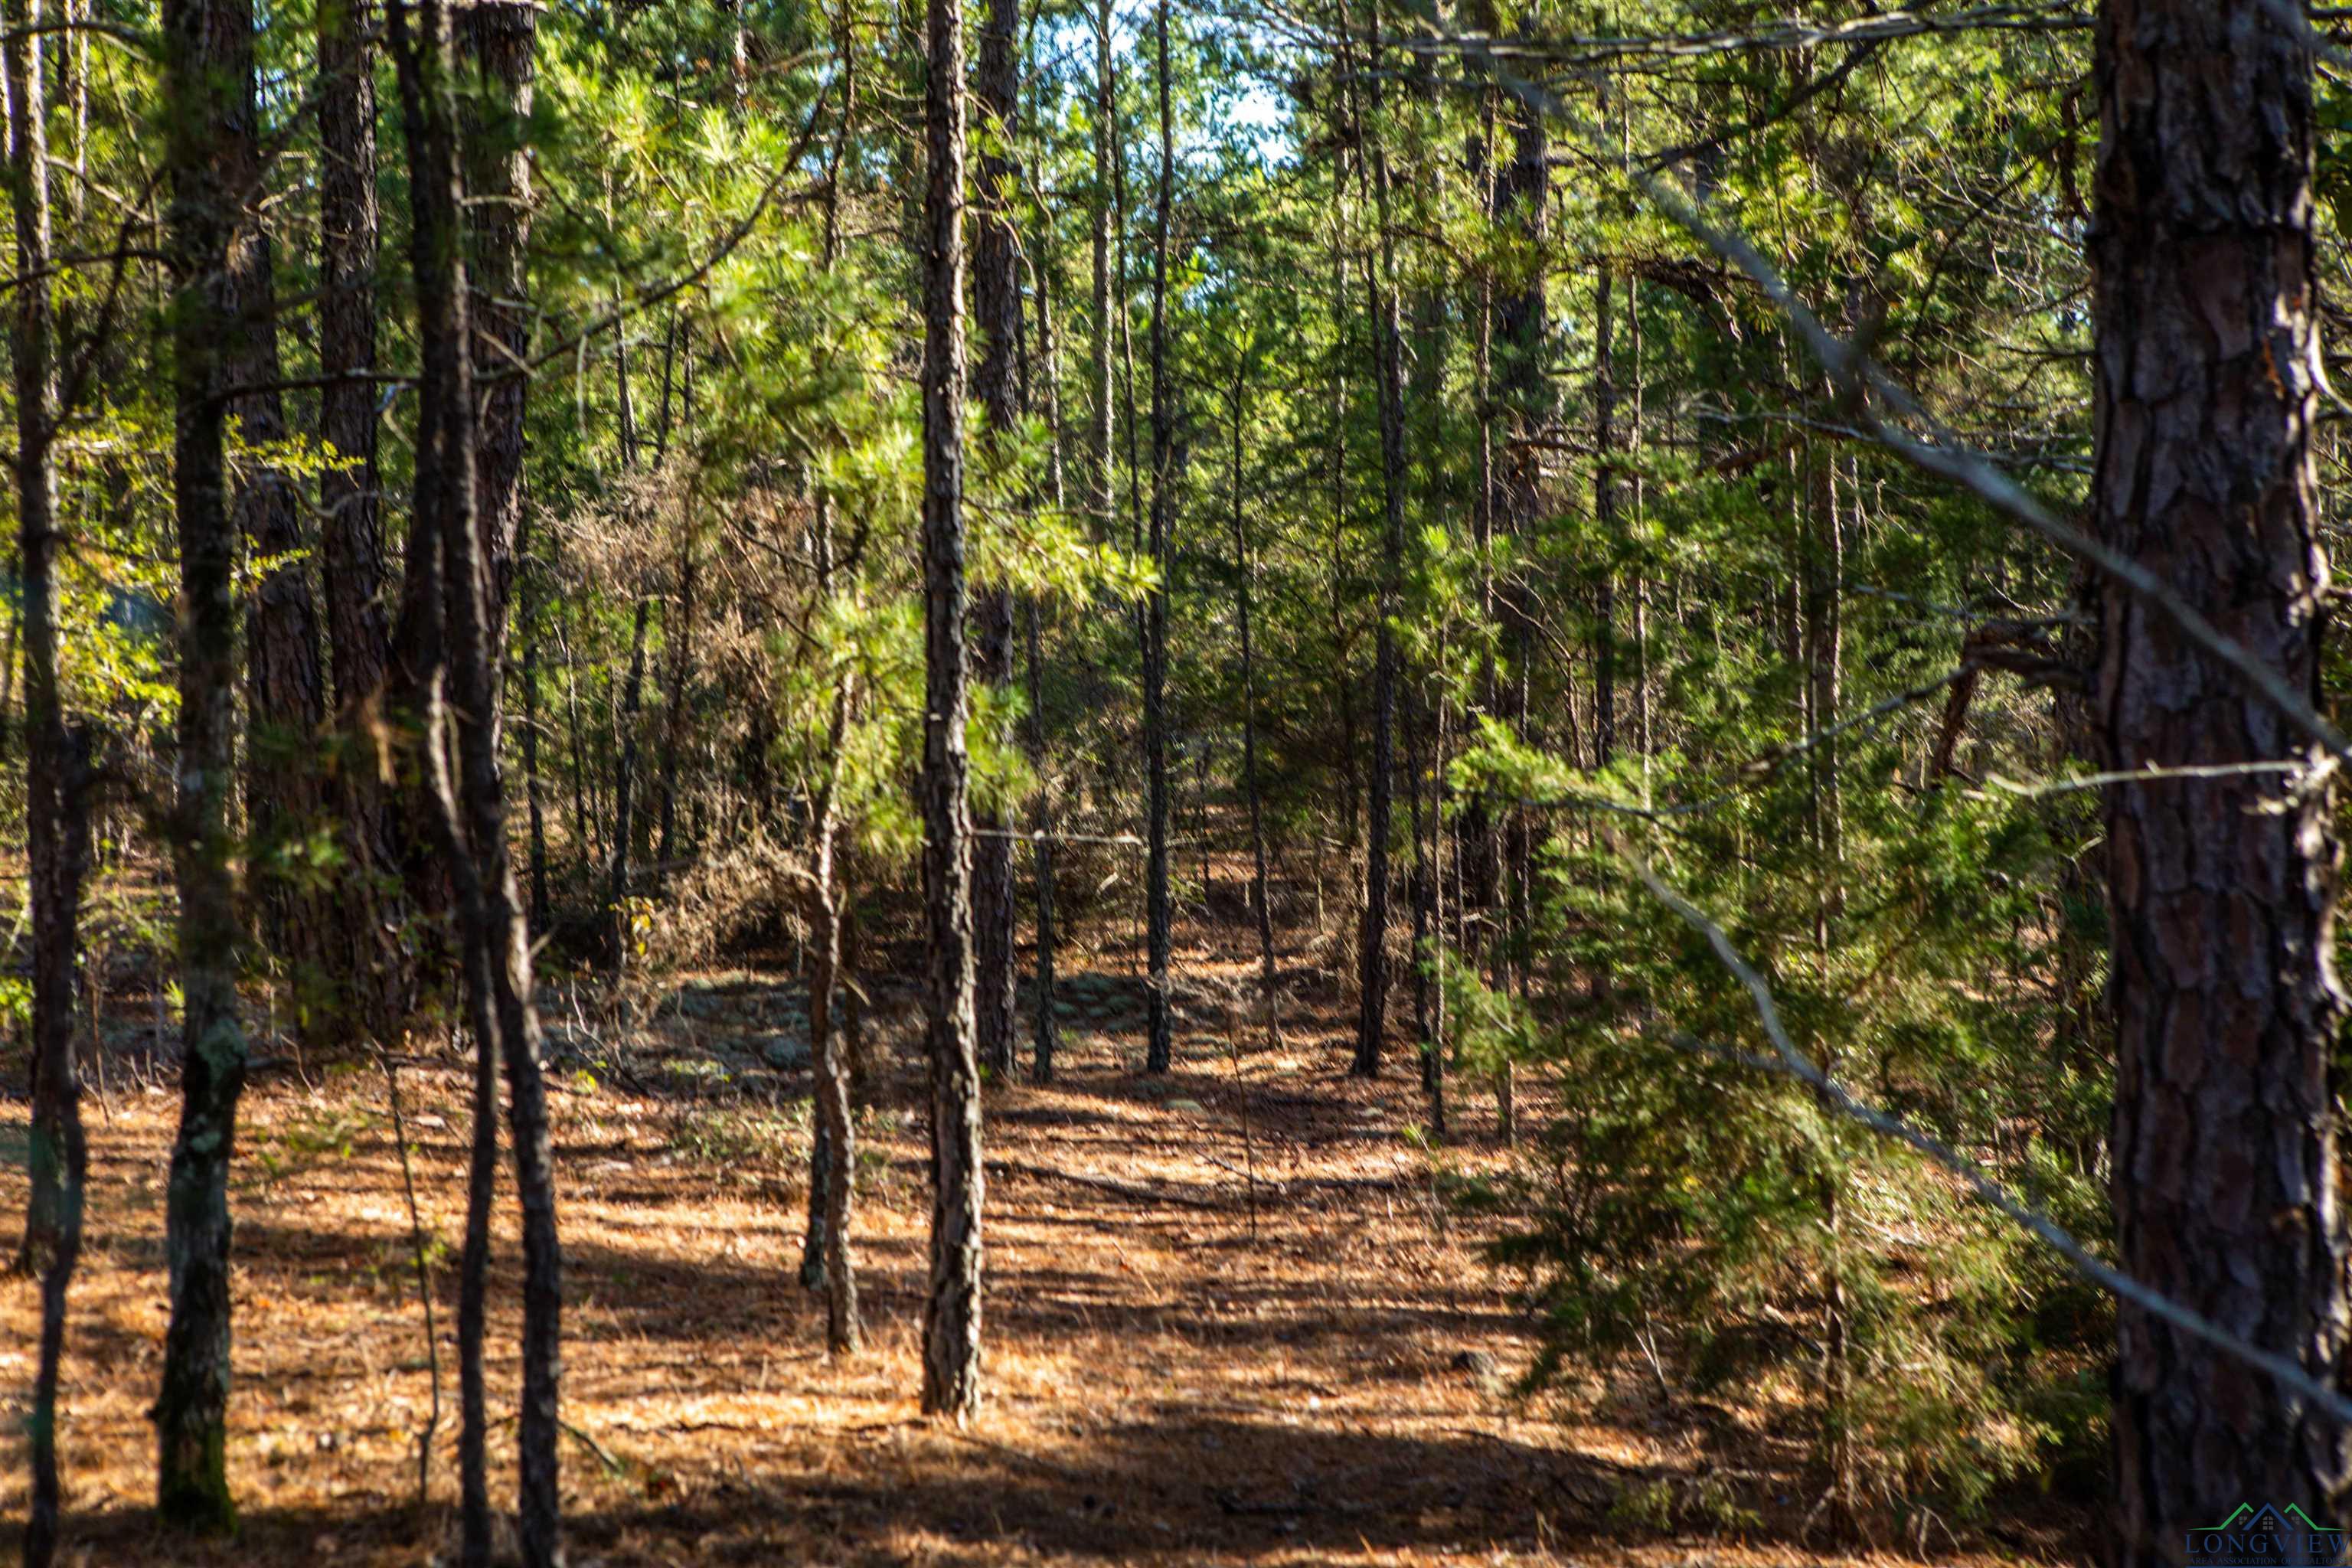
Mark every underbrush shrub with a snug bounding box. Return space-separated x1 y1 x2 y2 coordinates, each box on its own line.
1449 741 2112 1534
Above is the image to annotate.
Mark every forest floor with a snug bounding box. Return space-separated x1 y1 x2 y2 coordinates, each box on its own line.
0 920 2084 1566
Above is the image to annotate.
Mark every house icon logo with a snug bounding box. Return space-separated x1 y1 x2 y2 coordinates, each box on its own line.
2186 1502 2345 1565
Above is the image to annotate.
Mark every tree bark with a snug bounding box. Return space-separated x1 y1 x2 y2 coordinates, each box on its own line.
796 497 864 1355
1141 0 1175 1074
1089 0 1115 545
919 0 984 1421
1488 59 1544 1142
204 0 335 1037
798 52 864 1354
1592 263 1617 769
520 511 551 930
315 0 417 1044
8 11 92 1560
387 9 564 1563
459 0 534 658
969 0 1021 1076
2091 2 2349 1556
1227 368 1280 1050
604 307 649 972
1027 191 1063 1084
154 0 255 1531
1349 19 1406 1080
654 541 696 869
319 0 389 716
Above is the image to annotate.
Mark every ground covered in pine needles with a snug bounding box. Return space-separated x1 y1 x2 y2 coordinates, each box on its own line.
1 939 2082 1566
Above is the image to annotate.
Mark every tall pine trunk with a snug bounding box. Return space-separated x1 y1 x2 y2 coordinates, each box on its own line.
2092 2 2349 1554
1141 0 1175 1073
460 0 535 658
316 0 411 1032
969 0 1021 1077
1592 263 1617 769
1349 20 1406 1080
1227 368 1279 1049
388 7 564 1562
798 47 864 1354
1027 187 1064 1083
1486 63 1545 1142
210 0 335 1040
919 0 984 1420
155 0 252 1530
8 11 92 1560
603 307 650 972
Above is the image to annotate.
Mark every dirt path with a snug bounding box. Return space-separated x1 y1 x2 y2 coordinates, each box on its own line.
0 955 2058 1566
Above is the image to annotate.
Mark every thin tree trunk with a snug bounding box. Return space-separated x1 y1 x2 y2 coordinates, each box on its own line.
968 0 1021 1078
1488 56 1545 1143
1227 368 1280 1049
1349 14 1406 1080
796 498 864 1355
654 541 696 869
564 613 593 859
1027 187 1063 1084
1460 70 1498 985
8 11 91 1559
155 0 253 1530
604 305 649 972
2092 2 2348 1554
1089 0 1115 543
918 0 983 1420
1141 0 1175 1074
459 0 534 658
387 8 562 1563
1592 263 1617 770
520 512 550 931
798 36 863 1354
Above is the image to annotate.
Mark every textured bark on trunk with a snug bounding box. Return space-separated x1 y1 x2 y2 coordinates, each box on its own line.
1089 0 1115 544
459 0 534 657
387 8 563 1563
1027 220 1063 1083
520 511 550 930
794 25 863 1352
1086 0 1115 552
1459 41 1498 948
2092 2 2350 1557
204 0 335 1034
155 0 251 1530
969 0 1021 1078
1350 26 1406 1080
8 13 92 1560
654 541 696 868
1488 67 1544 1142
796 497 864 1355
1228 369 1281 1050
604 312 649 972
606 589 651 967
316 0 415 1040
920 0 985 1421
319 0 389 714
1592 263 1617 769
1141 0 1175 1074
